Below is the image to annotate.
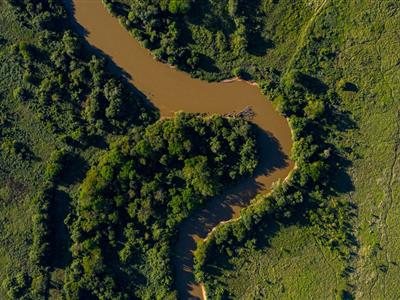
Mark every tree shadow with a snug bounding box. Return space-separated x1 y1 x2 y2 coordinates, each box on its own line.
0 36 7 46
187 0 236 34
49 189 72 269
329 108 358 195
62 0 87 37
342 82 359 92
242 0 275 57
248 36 275 57
63 0 131 80
252 125 288 179
84 134 108 150
58 152 89 186
298 73 328 94
198 53 220 74
106 1 130 16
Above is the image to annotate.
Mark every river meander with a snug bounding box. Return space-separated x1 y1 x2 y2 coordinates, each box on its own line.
67 1 294 298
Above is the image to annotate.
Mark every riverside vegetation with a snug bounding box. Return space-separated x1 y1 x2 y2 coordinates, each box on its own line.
105 0 400 299
0 0 399 299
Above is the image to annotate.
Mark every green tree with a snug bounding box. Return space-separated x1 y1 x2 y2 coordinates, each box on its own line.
227 0 239 17
183 156 216 197
304 99 325 119
168 0 192 14
231 18 248 56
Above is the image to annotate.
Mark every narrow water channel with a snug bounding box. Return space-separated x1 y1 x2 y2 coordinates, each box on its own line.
67 1 294 299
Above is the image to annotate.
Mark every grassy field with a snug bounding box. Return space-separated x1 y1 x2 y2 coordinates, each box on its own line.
199 0 400 298
0 2 59 297
206 225 346 299
336 1 400 298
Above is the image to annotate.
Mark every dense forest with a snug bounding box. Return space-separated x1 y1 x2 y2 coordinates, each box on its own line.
0 0 155 297
66 114 257 299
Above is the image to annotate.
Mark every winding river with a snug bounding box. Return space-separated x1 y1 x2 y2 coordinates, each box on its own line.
67 1 293 299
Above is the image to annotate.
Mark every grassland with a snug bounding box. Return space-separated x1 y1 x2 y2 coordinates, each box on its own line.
0 2 59 298
207 225 346 299
201 0 400 298
337 2 400 298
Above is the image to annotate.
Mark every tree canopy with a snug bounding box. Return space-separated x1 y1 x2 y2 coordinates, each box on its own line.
65 113 258 299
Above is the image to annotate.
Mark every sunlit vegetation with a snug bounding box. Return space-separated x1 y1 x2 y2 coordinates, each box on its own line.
1 0 399 299
0 0 154 297
64 113 257 299
204 225 347 299
104 0 313 80
104 0 399 298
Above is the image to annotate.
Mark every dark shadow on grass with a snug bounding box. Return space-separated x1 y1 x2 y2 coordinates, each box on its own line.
330 109 357 195
49 189 72 269
0 36 7 46
85 134 108 150
299 73 328 94
58 152 89 186
342 82 359 92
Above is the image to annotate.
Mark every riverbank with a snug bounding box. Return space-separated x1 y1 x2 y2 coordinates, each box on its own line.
221 77 259 87
196 159 297 299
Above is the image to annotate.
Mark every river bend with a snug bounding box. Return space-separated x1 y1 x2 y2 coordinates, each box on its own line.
67 1 294 298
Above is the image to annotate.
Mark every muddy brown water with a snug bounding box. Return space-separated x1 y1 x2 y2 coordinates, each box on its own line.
67 1 294 299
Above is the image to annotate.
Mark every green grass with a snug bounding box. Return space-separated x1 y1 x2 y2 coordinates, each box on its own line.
0 1 59 297
333 1 400 298
184 0 315 76
206 225 346 299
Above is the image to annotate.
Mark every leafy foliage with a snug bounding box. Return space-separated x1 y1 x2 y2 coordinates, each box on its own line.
64 113 258 299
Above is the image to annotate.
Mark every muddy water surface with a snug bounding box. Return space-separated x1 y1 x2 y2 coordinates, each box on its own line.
68 1 293 299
